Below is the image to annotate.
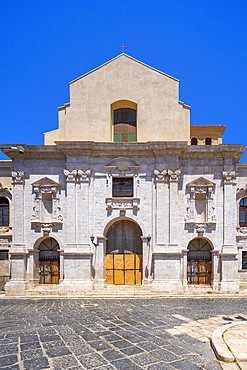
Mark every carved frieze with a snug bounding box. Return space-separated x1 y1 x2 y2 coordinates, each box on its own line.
154 169 181 181
106 197 140 210
0 226 10 234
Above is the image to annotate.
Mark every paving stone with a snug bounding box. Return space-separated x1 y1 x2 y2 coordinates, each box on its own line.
131 352 159 366
20 341 42 351
21 348 44 360
23 356 49 370
78 353 108 368
111 357 143 369
119 345 144 356
0 354 19 367
20 334 39 343
0 344 18 355
110 340 132 349
102 349 124 361
171 359 201 369
46 346 72 358
51 354 80 369
89 339 112 351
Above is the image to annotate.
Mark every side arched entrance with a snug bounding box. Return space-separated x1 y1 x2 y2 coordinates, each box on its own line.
106 220 142 285
38 238 60 284
187 238 212 285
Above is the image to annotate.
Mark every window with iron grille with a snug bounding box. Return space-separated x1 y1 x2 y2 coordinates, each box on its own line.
242 251 247 270
0 197 9 226
112 178 133 197
0 250 8 260
239 198 247 227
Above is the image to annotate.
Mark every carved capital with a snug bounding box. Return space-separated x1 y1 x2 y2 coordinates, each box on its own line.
77 169 91 182
12 171 24 184
154 169 167 181
167 169 181 181
222 171 236 183
64 169 78 182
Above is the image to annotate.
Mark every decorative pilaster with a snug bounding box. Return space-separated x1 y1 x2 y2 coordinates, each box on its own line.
168 169 180 245
94 236 107 289
154 169 169 245
220 170 238 292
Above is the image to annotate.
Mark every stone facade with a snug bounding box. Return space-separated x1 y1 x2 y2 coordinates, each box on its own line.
1 54 247 295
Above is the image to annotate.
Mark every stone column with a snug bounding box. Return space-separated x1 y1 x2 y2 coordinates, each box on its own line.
219 171 239 292
5 171 26 296
27 249 39 287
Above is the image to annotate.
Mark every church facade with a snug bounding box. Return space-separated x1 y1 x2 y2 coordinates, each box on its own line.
1 54 247 295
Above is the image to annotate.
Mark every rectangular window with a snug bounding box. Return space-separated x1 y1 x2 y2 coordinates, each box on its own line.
242 251 247 270
112 178 133 197
0 250 8 260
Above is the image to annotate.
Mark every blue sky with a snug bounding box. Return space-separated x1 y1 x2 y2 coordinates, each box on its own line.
1 0 247 160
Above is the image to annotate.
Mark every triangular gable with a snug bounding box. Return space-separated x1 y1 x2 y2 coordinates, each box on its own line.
70 53 179 84
186 177 215 188
32 177 60 188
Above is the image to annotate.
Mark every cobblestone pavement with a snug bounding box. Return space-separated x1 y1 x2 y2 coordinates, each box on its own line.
0 297 246 370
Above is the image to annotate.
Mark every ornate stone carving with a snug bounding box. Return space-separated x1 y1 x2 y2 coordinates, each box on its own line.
0 226 10 233
41 223 53 235
64 169 78 182
31 177 63 226
106 198 140 210
239 227 247 234
196 223 206 236
185 177 216 223
0 183 11 192
77 169 91 181
222 171 236 182
12 171 24 184
64 169 91 182
154 169 167 181
167 169 181 181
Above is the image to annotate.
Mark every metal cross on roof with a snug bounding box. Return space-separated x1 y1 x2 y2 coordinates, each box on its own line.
121 44 127 53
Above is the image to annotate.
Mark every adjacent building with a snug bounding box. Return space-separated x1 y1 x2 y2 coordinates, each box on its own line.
1 54 247 295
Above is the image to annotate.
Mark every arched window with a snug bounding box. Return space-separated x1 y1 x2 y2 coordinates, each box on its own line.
0 197 9 226
113 108 137 142
239 198 247 226
191 137 198 145
205 137 212 145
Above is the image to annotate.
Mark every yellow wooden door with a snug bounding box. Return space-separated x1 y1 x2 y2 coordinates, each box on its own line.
106 254 142 285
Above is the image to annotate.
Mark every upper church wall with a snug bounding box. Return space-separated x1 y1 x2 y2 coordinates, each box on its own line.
44 54 191 144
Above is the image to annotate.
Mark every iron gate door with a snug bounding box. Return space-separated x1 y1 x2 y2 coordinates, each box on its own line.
187 238 212 285
39 238 60 284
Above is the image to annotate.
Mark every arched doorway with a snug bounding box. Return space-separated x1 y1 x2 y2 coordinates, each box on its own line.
38 238 60 284
106 220 142 285
187 238 212 285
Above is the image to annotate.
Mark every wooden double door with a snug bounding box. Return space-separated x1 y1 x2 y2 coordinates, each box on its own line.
106 220 142 285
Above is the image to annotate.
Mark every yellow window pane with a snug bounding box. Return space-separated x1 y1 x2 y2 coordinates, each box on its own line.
114 269 124 284
125 254 135 269
106 269 114 284
114 254 124 269
125 270 135 284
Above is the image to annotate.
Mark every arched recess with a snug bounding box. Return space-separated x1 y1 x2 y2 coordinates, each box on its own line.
105 219 143 285
187 238 212 285
111 100 137 142
37 237 60 284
